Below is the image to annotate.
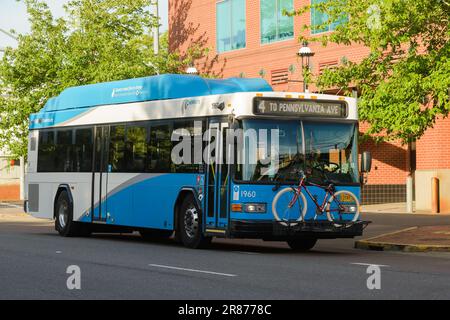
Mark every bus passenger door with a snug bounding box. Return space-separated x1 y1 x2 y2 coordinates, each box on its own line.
205 120 230 232
91 126 109 222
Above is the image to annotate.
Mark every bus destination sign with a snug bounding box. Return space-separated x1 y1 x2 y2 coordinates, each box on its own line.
254 98 347 118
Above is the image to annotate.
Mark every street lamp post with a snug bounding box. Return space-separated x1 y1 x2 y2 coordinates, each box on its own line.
297 41 315 93
186 66 198 75
153 1 160 55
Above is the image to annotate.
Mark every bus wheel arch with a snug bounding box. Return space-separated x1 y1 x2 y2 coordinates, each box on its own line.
54 185 73 220
174 189 200 235
54 185 90 237
174 189 211 249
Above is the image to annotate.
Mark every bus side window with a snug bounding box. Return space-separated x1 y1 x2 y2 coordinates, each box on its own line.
37 130 56 172
109 125 126 172
172 120 198 173
126 125 147 172
55 129 73 172
74 128 93 172
148 124 171 173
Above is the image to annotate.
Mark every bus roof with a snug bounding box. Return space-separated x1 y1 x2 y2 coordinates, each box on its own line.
41 74 273 113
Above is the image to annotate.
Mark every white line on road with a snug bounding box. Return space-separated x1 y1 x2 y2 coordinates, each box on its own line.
149 264 237 277
235 251 261 255
351 263 390 268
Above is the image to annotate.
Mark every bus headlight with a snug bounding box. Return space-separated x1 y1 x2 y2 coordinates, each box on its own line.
243 203 266 213
231 203 267 213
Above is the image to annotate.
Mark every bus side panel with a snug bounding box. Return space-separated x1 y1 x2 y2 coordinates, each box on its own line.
26 173 92 221
83 173 202 230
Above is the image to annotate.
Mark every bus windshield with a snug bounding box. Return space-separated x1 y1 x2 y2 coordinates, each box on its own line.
236 120 359 184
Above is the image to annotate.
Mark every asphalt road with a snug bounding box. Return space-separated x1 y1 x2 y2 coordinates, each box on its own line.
1 208 450 300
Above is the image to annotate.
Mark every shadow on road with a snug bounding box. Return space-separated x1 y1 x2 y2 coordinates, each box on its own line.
62 232 357 256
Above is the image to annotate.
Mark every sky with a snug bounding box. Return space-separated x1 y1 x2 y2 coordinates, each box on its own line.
0 0 168 48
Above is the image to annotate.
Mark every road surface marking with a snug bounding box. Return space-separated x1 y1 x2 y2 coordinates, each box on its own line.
56 251 62 254
149 264 237 277
351 263 390 268
235 251 261 255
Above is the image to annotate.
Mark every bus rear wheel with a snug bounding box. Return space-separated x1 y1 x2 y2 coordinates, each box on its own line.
286 238 317 252
178 194 211 249
55 191 90 237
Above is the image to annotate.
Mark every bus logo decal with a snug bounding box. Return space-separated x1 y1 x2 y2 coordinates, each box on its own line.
233 186 240 201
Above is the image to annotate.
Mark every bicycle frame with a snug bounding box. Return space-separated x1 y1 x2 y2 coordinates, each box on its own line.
288 176 344 215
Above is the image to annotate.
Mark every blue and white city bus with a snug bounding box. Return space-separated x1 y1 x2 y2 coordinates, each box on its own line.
24 74 371 251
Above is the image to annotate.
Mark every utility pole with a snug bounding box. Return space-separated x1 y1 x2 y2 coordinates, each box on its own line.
153 1 160 55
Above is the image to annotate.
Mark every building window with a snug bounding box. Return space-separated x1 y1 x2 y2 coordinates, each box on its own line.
311 0 347 34
261 0 294 44
216 0 246 53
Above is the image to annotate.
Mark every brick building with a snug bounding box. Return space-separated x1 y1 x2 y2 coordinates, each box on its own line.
0 148 20 201
169 0 450 211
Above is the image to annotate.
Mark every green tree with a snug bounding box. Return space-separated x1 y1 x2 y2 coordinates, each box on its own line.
294 0 450 143
0 0 205 158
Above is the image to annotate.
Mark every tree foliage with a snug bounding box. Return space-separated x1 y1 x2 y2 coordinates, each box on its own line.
294 0 450 143
0 0 205 158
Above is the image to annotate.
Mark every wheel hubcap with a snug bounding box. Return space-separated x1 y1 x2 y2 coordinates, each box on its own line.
184 206 199 239
58 201 68 229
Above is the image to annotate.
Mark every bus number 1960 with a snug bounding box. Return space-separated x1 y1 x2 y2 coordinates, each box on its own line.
241 190 256 198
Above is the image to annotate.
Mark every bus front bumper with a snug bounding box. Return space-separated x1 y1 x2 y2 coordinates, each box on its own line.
229 220 370 240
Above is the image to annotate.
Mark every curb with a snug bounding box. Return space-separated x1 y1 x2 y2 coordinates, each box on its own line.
355 227 450 252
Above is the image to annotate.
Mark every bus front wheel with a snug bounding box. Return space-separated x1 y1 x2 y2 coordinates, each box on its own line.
55 191 90 237
178 194 211 249
286 238 317 252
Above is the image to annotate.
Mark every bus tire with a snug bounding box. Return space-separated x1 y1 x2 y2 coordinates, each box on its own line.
286 238 317 252
140 229 173 241
55 191 84 237
178 194 211 249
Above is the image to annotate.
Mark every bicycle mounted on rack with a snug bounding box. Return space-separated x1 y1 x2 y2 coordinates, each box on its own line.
269 169 371 238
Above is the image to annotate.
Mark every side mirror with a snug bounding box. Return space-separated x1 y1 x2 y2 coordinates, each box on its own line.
229 119 240 130
361 151 372 173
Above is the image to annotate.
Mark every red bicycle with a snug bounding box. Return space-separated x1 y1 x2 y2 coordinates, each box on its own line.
272 170 360 227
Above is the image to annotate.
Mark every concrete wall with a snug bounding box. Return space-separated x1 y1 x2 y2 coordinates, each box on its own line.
415 170 450 213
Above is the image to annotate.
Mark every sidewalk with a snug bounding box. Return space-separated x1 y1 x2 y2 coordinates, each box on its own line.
361 202 450 215
355 226 450 252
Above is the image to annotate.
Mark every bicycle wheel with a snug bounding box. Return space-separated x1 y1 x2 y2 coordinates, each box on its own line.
325 190 360 226
272 187 307 226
